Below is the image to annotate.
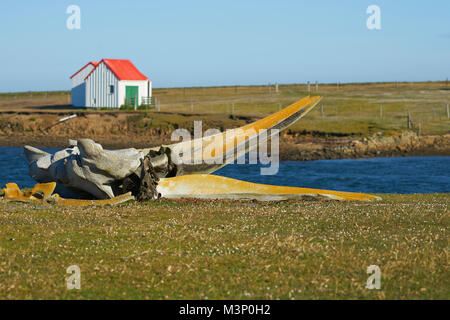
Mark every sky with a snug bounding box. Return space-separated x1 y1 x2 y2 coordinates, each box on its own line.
0 0 449 92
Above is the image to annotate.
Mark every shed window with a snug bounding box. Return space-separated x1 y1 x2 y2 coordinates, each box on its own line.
109 85 114 94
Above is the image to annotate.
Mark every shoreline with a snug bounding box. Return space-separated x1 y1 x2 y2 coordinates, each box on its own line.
1 131 449 161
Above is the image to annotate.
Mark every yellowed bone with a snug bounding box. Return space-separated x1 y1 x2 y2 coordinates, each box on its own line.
3 183 26 201
157 174 381 201
139 96 322 176
171 96 321 163
2 182 56 202
29 182 56 200
209 96 321 159
1 182 134 206
51 192 134 207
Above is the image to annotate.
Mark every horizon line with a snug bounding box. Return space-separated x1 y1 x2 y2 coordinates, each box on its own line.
0 79 449 94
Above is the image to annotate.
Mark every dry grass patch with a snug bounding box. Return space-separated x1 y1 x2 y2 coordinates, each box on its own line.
0 193 448 299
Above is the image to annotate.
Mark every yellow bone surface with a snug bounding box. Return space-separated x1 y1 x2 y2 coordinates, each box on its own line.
2 182 134 206
51 192 134 207
2 182 56 202
163 96 321 164
29 182 56 200
157 174 381 201
3 183 26 200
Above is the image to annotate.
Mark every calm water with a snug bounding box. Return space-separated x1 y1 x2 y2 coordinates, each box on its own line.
0 146 449 194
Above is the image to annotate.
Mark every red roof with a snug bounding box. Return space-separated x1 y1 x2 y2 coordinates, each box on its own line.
70 61 99 79
84 59 148 81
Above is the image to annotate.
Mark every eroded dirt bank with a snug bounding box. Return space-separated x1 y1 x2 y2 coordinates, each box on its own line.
0 112 448 160
279 131 450 161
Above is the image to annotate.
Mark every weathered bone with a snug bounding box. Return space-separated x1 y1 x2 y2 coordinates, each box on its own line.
25 139 144 199
140 96 322 175
25 97 322 199
21 96 380 202
157 174 382 201
1 181 135 206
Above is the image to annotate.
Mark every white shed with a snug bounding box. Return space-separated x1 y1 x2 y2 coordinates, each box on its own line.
70 59 151 108
70 61 98 107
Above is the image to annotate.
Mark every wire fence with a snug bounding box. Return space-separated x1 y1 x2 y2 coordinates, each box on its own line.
0 83 448 135
151 97 450 136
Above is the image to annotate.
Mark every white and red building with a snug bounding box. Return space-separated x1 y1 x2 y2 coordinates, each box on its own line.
70 59 152 108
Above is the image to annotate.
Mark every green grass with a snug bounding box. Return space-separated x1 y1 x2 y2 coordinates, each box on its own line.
1 82 449 136
0 193 448 299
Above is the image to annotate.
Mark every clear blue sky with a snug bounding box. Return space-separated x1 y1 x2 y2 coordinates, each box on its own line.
0 0 449 92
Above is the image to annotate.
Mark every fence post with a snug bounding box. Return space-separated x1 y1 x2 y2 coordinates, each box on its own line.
447 104 449 119
315 81 318 92
320 104 324 117
275 83 279 94
191 102 194 112
307 81 310 92
407 111 411 129
418 122 421 136
380 104 383 120
232 102 234 114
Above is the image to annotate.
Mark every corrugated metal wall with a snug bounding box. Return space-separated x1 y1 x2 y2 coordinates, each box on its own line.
71 83 86 107
85 62 119 108
71 64 95 107
71 64 95 88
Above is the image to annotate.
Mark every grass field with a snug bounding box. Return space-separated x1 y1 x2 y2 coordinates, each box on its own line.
0 83 448 300
1 81 449 136
0 193 448 299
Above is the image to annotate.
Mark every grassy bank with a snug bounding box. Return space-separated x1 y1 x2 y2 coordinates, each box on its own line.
0 81 449 137
0 193 448 299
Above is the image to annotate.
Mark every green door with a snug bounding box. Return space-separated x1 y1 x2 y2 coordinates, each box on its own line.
125 86 139 108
